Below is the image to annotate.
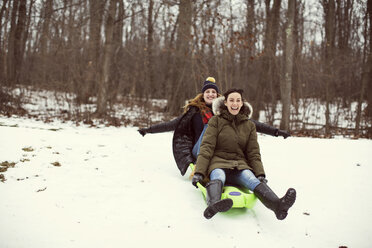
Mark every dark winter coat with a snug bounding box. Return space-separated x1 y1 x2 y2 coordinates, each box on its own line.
195 98 265 179
172 106 200 176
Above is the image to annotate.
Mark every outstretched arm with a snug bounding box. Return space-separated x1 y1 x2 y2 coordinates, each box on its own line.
138 116 182 136
250 119 290 138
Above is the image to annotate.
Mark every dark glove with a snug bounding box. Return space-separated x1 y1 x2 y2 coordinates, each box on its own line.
138 128 149 137
192 173 204 188
257 176 268 184
276 129 290 139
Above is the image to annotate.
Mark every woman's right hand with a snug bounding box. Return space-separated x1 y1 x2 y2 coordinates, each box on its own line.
192 173 204 188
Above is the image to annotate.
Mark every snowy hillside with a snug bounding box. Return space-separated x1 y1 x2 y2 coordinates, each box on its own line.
0 115 371 248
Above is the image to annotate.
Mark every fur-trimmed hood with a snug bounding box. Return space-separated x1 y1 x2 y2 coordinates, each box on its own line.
212 96 253 118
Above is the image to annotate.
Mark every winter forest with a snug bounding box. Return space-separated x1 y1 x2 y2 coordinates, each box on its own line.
0 0 371 138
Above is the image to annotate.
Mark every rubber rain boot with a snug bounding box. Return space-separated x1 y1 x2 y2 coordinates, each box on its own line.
204 180 233 219
253 183 296 220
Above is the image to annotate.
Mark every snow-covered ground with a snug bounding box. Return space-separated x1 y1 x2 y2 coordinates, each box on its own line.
0 115 371 248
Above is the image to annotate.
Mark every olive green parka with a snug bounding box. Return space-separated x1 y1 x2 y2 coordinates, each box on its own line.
195 97 265 179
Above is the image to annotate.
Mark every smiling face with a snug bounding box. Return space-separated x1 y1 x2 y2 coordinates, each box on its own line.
224 92 243 115
203 88 218 105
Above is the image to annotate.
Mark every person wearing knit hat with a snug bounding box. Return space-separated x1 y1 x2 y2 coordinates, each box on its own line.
202 77 219 94
137 76 290 177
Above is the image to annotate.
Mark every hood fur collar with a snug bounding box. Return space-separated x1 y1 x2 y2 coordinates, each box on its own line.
212 96 253 119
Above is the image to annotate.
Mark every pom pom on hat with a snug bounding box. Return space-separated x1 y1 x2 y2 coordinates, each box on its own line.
202 77 219 93
205 77 215 83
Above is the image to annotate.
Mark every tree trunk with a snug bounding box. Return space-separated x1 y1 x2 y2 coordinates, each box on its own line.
323 0 336 136
81 0 105 104
292 1 304 118
12 0 26 84
7 0 20 85
268 0 281 124
246 0 255 58
244 0 255 64
0 0 10 81
0 1 9 37
365 0 372 137
146 0 155 96
168 0 192 115
109 0 124 104
253 0 281 122
96 0 116 116
162 7 178 99
280 0 295 131
40 0 53 85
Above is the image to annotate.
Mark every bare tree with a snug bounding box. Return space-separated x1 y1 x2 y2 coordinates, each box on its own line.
280 0 296 131
0 0 10 81
355 15 369 137
146 0 155 93
168 0 193 115
96 0 116 116
40 0 53 85
7 0 20 85
109 0 124 104
291 0 304 117
138 0 163 99
161 2 178 99
335 0 354 102
241 0 256 82
80 0 105 104
358 0 372 138
253 0 281 123
323 0 336 136
368 0 372 137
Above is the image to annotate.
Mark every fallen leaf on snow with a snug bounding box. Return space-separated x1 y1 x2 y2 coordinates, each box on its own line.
51 162 61 167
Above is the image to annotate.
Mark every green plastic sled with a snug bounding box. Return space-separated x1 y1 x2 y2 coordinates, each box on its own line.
189 163 257 209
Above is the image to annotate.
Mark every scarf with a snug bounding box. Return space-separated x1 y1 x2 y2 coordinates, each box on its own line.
202 109 213 124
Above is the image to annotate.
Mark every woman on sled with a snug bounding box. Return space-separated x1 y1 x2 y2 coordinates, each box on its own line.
138 77 290 176
192 88 296 220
